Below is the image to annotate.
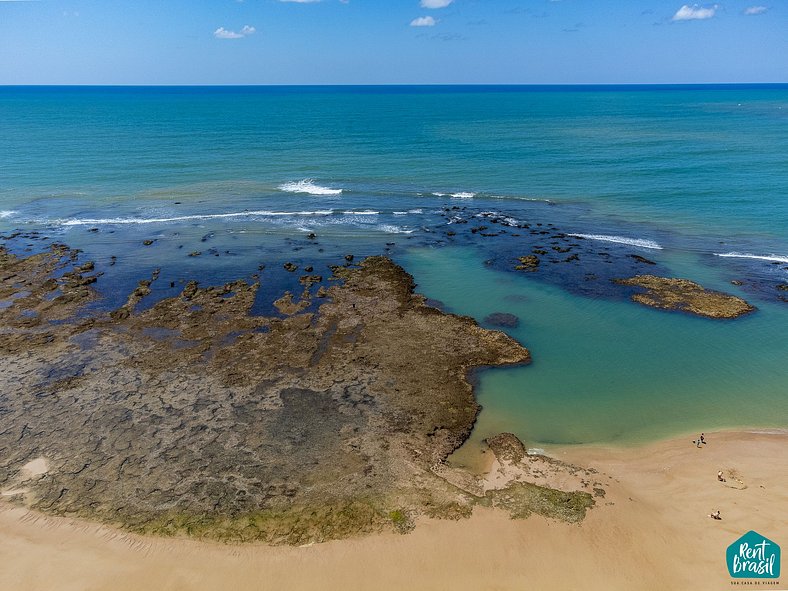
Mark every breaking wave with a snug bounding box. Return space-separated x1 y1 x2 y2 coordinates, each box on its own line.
568 233 663 250
378 224 415 234
278 179 343 196
432 192 476 199
714 252 788 264
56 210 336 226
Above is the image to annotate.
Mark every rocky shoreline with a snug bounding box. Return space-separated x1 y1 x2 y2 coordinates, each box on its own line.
0 244 601 544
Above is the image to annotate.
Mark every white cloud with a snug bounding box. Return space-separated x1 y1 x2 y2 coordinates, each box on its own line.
744 5 768 15
672 4 718 21
214 25 256 39
420 0 453 7
410 16 437 27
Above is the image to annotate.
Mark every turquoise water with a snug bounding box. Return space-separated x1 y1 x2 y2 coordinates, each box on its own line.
403 247 788 458
1 85 787 448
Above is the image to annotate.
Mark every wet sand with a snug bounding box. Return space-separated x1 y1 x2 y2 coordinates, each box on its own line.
1 429 785 591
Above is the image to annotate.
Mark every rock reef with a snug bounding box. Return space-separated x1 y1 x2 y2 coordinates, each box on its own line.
0 248 605 545
613 275 755 319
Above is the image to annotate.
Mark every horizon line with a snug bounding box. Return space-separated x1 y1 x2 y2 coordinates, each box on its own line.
2 82 787 88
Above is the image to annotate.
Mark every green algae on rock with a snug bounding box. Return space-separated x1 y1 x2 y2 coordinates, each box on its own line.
484 481 595 523
480 432 596 523
613 275 755 319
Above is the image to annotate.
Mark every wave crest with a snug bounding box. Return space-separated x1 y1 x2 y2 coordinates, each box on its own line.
432 191 476 199
569 233 663 250
378 224 415 234
57 210 336 226
278 179 342 196
714 252 788 264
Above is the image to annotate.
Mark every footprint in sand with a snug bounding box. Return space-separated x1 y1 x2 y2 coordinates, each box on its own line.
721 468 747 490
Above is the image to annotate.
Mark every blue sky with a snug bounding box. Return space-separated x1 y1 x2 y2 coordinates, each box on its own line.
0 0 785 84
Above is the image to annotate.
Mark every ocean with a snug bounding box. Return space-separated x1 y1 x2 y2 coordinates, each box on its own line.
1 85 786 458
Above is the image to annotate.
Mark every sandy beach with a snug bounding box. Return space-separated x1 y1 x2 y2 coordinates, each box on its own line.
1 429 784 591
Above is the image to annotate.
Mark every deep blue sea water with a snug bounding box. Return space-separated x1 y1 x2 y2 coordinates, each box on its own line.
1 85 786 454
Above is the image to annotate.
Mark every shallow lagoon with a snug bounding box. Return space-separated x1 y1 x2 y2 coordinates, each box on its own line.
402 247 788 461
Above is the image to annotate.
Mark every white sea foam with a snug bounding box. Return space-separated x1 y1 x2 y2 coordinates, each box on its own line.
393 209 423 216
714 252 788 264
490 195 554 204
341 210 379 215
0 211 17 219
378 224 415 234
57 210 335 226
278 179 343 196
432 191 475 199
568 233 663 250
476 211 520 227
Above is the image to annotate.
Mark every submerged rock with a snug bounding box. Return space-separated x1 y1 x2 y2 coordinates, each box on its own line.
613 275 755 319
484 312 520 328
628 254 657 265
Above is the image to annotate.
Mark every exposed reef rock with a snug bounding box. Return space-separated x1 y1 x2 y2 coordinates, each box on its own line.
434 432 597 523
485 433 526 463
613 275 755 319
0 244 98 351
1 250 584 546
515 255 540 271
481 433 596 523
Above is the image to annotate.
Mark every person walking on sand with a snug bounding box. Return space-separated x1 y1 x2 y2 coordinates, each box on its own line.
700 433 706 445
717 470 725 482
